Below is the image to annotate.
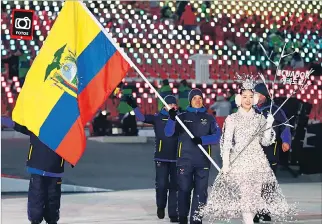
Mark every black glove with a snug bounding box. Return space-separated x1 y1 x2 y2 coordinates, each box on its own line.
126 96 137 108
168 108 177 121
191 137 202 145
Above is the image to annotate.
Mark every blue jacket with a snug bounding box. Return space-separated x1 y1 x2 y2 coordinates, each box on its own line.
164 106 221 168
134 108 178 162
14 123 65 177
254 100 292 163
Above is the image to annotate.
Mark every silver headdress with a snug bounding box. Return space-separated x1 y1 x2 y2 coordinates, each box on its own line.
235 73 258 91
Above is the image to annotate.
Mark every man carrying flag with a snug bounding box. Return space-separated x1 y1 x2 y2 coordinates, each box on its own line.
2 116 66 224
10 1 130 223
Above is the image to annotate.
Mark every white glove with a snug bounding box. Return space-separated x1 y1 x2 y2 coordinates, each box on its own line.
221 152 230 173
266 113 274 128
264 113 274 141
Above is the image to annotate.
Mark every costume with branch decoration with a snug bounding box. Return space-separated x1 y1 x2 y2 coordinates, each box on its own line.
197 74 296 223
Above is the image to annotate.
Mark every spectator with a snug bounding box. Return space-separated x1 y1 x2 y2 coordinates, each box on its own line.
117 87 133 121
161 5 172 19
93 110 112 136
179 4 196 33
210 92 231 116
158 79 172 111
178 80 191 112
121 111 138 136
18 50 31 88
226 88 238 113
2 50 20 80
291 52 304 69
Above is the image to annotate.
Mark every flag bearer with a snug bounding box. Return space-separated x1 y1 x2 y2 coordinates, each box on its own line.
2 116 66 224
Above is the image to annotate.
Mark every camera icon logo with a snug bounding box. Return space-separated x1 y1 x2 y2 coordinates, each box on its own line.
15 17 31 30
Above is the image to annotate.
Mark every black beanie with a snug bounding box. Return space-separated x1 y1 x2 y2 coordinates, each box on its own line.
255 83 270 98
188 88 203 103
164 95 177 105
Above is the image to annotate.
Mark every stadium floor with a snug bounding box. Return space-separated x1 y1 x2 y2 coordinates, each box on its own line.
2 184 322 224
1 138 322 223
1 138 321 189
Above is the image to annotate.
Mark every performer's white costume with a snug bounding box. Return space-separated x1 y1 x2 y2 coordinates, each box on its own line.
198 107 296 223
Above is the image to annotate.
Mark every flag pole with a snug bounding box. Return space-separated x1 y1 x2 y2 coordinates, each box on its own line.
80 2 221 171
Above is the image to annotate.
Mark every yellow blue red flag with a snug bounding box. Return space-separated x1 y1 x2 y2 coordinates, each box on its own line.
12 1 131 165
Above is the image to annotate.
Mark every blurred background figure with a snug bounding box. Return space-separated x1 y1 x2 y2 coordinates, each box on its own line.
226 88 238 113
93 110 112 136
210 92 231 116
158 79 172 111
121 111 138 136
291 52 305 69
117 86 133 121
178 80 191 112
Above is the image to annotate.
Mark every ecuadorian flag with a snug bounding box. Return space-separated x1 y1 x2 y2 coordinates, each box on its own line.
12 1 131 165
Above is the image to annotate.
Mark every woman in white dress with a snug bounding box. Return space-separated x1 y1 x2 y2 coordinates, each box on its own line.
197 80 296 224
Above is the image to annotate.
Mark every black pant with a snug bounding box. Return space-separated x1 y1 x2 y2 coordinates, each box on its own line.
155 161 178 217
177 165 209 223
122 114 138 136
28 174 62 223
270 162 278 175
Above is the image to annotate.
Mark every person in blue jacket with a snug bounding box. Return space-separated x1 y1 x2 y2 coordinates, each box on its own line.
253 83 292 222
164 88 222 224
1 116 67 224
126 95 179 223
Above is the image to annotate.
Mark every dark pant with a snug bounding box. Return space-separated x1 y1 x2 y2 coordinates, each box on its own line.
270 162 278 175
28 174 62 223
155 161 178 217
177 165 209 223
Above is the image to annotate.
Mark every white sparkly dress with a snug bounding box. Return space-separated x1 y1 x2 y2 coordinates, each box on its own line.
199 107 296 223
